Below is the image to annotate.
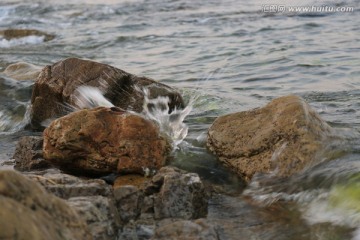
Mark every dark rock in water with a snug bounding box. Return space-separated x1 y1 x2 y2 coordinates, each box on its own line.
30 57 184 130
2 62 42 81
43 107 171 176
152 219 218 240
0 29 55 41
207 95 333 181
13 136 51 171
0 170 92 240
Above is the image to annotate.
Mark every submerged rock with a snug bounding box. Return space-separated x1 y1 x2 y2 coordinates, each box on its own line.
30 57 184 130
0 170 92 240
43 107 171 176
2 62 42 81
0 29 55 41
207 95 333 181
13 136 51 171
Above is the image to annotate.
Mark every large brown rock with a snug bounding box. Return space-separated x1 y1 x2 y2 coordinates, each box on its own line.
207 95 333 181
43 107 171 175
0 170 92 240
30 57 184 130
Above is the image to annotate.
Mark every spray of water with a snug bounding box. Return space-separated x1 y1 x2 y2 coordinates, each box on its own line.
140 87 193 147
73 85 192 148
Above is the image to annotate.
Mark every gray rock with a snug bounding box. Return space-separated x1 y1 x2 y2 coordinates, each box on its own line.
151 167 208 220
0 170 92 240
113 185 144 224
68 196 119 240
13 136 51 171
25 169 112 199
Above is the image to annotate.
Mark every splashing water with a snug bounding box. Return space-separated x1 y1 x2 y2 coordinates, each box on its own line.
140 87 193 148
73 86 114 109
73 85 192 148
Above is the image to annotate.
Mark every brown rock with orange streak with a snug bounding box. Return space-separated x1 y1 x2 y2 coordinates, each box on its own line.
43 107 171 176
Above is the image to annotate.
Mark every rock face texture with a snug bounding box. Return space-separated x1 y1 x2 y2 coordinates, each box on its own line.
207 95 333 181
30 57 184 130
43 107 171 176
0 170 92 240
13 136 50 171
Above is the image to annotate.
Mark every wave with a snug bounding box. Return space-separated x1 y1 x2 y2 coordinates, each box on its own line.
0 35 45 48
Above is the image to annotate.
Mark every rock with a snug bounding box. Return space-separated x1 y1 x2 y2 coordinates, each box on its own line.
43 107 171 176
30 57 184 130
114 185 144 223
25 169 118 240
0 29 55 41
146 166 208 220
13 136 51 171
25 169 112 199
113 174 150 189
152 219 218 240
207 95 333 181
115 166 208 239
68 196 119 240
0 170 92 240
2 62 42 81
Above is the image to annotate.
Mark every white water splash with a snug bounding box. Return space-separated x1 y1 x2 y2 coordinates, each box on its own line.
0 106 31 133
0 35 45 48
73 86 114 109
140 87 193 147
73 85 192 148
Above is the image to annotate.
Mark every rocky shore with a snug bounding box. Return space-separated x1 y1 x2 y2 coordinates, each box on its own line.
1 58 339 239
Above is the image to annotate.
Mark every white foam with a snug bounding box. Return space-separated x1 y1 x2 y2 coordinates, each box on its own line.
73 86 114 109
0 35 45 48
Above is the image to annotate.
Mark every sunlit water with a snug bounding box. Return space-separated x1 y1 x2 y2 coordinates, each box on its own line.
0 0 360 238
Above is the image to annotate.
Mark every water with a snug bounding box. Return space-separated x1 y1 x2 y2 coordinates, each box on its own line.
0 0 360 238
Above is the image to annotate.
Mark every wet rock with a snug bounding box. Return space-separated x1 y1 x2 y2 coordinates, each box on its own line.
68 196 119 240
0 170 92 240
113 174 150 189
43 107 171 176
24 169 118 240
115 167 208 238
30 57 184 130
2 62 42 81
25 169 112 199
207 95 333 181
13 136 51 171
114 185 144 223
150 167 208 220
152 219 218 240
0 29 55 41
